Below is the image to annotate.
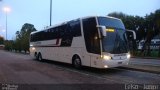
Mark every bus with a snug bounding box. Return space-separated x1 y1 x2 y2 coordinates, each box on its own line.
30 16 136 69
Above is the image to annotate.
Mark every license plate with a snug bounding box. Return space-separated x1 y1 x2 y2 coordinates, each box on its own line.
118 62 122 64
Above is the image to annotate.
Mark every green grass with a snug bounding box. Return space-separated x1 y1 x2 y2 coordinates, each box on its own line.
150 50 159 57
133 50 159 57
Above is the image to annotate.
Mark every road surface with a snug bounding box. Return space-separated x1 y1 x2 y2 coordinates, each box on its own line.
130 58 160 66
0 50 160 90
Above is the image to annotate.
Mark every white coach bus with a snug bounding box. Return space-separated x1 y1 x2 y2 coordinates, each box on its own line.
30 16 136 69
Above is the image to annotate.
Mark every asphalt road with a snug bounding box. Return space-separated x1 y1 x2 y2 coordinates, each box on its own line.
0 50 160 90
130 58 160 66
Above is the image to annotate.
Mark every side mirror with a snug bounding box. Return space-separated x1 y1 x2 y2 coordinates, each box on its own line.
97 25 106 37
126 29 136 40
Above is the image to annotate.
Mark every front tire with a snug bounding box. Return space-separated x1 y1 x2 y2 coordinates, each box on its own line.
34 52 38 60
72 55 82 69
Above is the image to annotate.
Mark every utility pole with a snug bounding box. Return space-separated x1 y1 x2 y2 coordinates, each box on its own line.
50 0 52 26
3 7 10 40
5 11 7 40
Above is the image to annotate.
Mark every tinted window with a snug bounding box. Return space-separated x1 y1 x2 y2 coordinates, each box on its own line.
102 29 129 54
30 20 81 42
59 24 72 46
98 17 125 29
30 34 34 42
83 17 101 54
69 20 81 37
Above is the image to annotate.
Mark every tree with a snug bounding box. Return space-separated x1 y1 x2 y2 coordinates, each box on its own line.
4 40 13 51
154 9 160 57
134 16 146 41
14 23 36 53
141 9 160 56
108 12 138 55
108 9 160 57
108 12 126 21
0 36 4 45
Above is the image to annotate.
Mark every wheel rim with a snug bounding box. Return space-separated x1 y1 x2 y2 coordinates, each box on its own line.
74 57 81 68
38 54 42 61
35 53 38 60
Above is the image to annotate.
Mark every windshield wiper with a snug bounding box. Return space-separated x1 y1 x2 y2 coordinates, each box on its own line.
112 33 119 54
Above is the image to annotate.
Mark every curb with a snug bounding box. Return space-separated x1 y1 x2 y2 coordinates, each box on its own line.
131 57 160 60
120 66 160 74
3 50 30 55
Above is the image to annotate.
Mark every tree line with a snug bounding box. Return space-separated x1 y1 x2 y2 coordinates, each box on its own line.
108 9 160 57
3 23 36 53
0 36 4 45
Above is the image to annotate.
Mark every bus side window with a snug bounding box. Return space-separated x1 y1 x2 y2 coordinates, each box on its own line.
69 20 81 37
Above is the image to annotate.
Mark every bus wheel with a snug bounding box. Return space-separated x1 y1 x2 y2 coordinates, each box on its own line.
73 55 81 69
38 53 43 61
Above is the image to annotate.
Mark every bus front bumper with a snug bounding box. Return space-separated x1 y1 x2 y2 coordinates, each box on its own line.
101 59 130 68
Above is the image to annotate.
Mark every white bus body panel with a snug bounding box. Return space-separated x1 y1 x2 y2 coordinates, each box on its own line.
30 36 92 66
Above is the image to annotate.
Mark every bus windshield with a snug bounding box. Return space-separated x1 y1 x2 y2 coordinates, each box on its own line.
98 17 129 54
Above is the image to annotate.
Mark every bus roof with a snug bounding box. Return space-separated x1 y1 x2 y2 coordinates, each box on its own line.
31 16 121 35
81 15 121 21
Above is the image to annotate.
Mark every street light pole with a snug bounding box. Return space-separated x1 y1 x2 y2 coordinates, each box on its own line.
50 0 52 26
5 12 7 40
3 7 10 40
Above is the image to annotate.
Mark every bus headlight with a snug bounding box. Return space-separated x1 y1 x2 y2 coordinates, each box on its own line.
102 55 111 60
31 47 36 51
104 65 108 68
127 54 131 59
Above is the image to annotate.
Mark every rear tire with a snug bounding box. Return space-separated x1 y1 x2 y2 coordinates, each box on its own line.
72 55 82 69
37 53 43 61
